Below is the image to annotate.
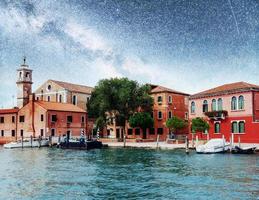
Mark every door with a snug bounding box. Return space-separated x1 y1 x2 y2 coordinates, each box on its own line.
143 128 147 139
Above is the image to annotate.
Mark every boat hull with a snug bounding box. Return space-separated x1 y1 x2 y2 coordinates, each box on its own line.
3 139 49 149
58 140 103 150
231 146 256 154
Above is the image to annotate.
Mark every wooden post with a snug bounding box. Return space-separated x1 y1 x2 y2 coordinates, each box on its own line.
38 136 41 148
191 133 194 148
185 136 189 154
21 135 24 149
156 134 160 149
49 136 52 147
222 135 225 152
207 133 209 141
238 136 241 148
30 135 33 148
123 133 126 148
195 135 198 147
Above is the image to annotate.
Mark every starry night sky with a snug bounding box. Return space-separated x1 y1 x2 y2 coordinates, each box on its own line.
0 0 258 108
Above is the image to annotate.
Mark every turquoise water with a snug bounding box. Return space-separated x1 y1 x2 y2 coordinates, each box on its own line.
0 147 259 200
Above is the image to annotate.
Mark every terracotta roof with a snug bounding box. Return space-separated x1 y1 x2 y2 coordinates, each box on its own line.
191 82 259 99
50 80 93 94
0 108 19 114
150 85 189 96
36 101 86 113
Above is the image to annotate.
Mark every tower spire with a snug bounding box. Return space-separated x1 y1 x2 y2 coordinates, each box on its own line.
23 56 26 65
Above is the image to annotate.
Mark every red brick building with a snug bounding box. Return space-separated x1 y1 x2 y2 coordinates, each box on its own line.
189 82 259 143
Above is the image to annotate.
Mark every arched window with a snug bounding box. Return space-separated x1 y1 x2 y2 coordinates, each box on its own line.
212 99 217 111
72 95 77 105
231 96 237 110
191 102 195 113
238 95 244 110
168 111 172 119
202 100 208 112
214 122 220 133
168 96 172 103
59 95 62 103
157 96 163 104
232 122 238 133
26 72 30 78
218 98 223 111
239 121 245 133
19 72 22 78
158 111 163 119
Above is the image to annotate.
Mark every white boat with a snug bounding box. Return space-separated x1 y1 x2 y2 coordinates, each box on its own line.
3 138 49 149
196 138 230 154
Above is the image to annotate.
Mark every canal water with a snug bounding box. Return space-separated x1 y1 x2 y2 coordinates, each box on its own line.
0 147 259 200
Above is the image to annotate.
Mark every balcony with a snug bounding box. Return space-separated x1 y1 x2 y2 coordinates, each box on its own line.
204 110 228 120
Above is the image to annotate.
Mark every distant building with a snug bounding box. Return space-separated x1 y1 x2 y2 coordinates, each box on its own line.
0 59 87 144
189 82 259 143
106 85 189 141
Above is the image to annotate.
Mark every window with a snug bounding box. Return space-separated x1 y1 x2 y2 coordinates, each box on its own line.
212 99 217 111
67 116 73 123
168 96 172 104
12 116 15 123
135 128 140 135
47 84 51 91
157 96 163 104
191 101 195 113
36 97 39 100
1 130 4 137
232 122 238 133
128 128 133 135
40 129 44 137
51 129 55 136
19 116 25 123
157 128 163 135
59 95 62 103
81 116 85 123
214 122 220 133
168 111 172 119
158 111 163 120
47 96 51 102
202 100 208 113
20 130 24 137
231 96 237 110
238 96 244 110
218 98 223 111
51 115 57 122
239 121 245 133
11 130 15 137
149 128 155 135
0 117 4 123
185 112 188 120
19 71 22 78
41 114 44 122
26 72 30 78
72 95 77 105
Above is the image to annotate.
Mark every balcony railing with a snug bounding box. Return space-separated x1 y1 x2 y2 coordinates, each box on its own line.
204 110 228 120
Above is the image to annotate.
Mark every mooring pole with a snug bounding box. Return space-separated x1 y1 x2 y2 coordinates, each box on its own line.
21 135 24 149
30 135 33 148
185 136 189 154
156 134 160 149
238 136 241 148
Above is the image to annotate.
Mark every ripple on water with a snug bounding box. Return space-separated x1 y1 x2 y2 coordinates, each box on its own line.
0 147 259 200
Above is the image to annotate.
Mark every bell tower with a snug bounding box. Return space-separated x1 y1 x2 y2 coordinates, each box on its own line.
16 57 33 108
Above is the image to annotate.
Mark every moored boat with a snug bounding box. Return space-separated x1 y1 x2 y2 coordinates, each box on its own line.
196 138 230 154
231 146 257 154
57 138 103 150
3 138 49 149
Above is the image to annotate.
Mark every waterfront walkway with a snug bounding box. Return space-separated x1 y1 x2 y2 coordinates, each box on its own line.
102 142 187 149
103 141 259 150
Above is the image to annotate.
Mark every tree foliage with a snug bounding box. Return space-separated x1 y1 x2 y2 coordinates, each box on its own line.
191 117 209 133
166 116 187 133
129 112 154 130
87 78 154 136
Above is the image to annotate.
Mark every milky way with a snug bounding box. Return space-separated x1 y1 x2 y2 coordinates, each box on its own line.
0 0 258 108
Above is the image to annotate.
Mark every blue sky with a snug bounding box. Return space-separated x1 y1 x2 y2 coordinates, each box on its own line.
0 0 258 108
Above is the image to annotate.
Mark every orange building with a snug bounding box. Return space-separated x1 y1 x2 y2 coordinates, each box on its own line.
0 58 87 144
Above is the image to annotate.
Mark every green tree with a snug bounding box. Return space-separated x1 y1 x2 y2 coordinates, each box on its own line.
166 116 187 134
87 78 154 143
191 117 209 133
129 112 154 131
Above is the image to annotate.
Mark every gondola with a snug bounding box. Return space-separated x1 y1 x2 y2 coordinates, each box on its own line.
57 138 103 150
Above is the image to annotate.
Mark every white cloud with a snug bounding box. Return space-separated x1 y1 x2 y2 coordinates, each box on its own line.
64 21 112 54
